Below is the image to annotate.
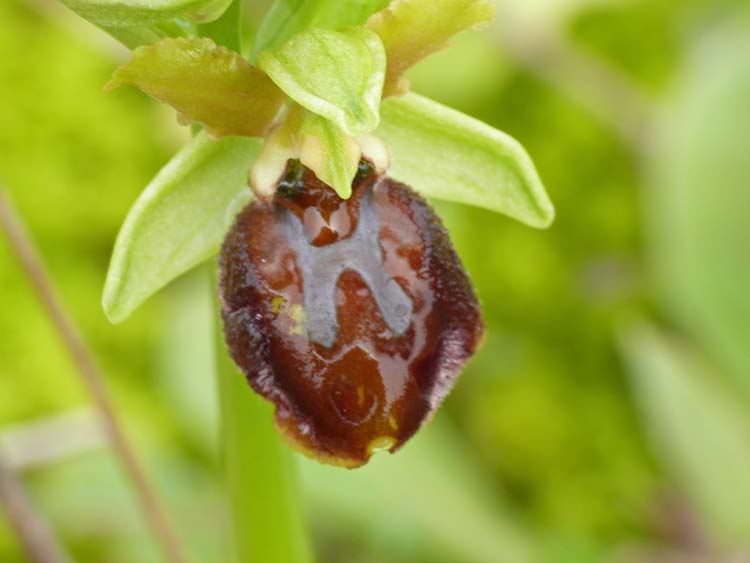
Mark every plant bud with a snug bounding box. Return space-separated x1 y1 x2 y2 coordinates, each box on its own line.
219 161 483 468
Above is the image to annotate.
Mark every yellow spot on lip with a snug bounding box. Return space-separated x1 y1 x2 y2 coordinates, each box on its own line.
367 436 396 455
388 416 398 431
357 386 365 406
271 296 285 314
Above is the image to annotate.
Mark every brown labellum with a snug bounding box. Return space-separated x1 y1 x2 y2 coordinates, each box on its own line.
219 161 484 468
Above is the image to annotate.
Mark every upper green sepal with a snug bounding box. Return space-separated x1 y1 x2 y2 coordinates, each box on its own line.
377 93 554 228
258 27 386 137
60 0 232 28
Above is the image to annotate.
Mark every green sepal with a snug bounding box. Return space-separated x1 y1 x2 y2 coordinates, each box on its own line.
103 132 262 323
377 93 554 228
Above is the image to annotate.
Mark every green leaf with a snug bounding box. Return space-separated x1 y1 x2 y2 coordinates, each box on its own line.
646 27 750 392
103 132 262 323
299 113 361 199
60 0 232 28
106 37 285 139
368 0 494 96
376 93 554 228
251 0 391 59
258 27 386 136
620 322 750 549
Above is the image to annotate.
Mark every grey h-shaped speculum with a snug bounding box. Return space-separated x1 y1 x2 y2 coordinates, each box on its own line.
282 187 413 348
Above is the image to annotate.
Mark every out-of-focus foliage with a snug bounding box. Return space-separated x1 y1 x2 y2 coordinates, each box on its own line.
645 26 750 394
622 322 750 551
1 0 749 562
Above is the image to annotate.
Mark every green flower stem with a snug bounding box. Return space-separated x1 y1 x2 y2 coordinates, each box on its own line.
213 270 313 563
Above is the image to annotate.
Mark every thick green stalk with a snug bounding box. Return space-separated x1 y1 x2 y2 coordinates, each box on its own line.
202 8 311 558
213 270 313 563
201 9 312 556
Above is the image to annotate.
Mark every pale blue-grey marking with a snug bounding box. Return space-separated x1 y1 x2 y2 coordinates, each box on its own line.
282 185 413 348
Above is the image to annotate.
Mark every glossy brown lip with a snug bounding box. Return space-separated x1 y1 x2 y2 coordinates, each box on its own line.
219 162 484 468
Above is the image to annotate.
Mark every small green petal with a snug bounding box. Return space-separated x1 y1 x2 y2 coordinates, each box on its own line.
368 0 494 96
107 38 285 138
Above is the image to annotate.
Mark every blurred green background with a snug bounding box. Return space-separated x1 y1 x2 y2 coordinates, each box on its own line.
1 0 749 561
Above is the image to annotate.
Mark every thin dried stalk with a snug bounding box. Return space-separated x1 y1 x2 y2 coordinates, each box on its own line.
0 450 74 563
0 188 187 563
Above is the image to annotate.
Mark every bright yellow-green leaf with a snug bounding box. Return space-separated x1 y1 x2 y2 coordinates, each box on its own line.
61 0 231 28
377 93 554 228
106 37 285 138
368 0 494 96
258 27 386 136
647 27 750 392
103 132 262 323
